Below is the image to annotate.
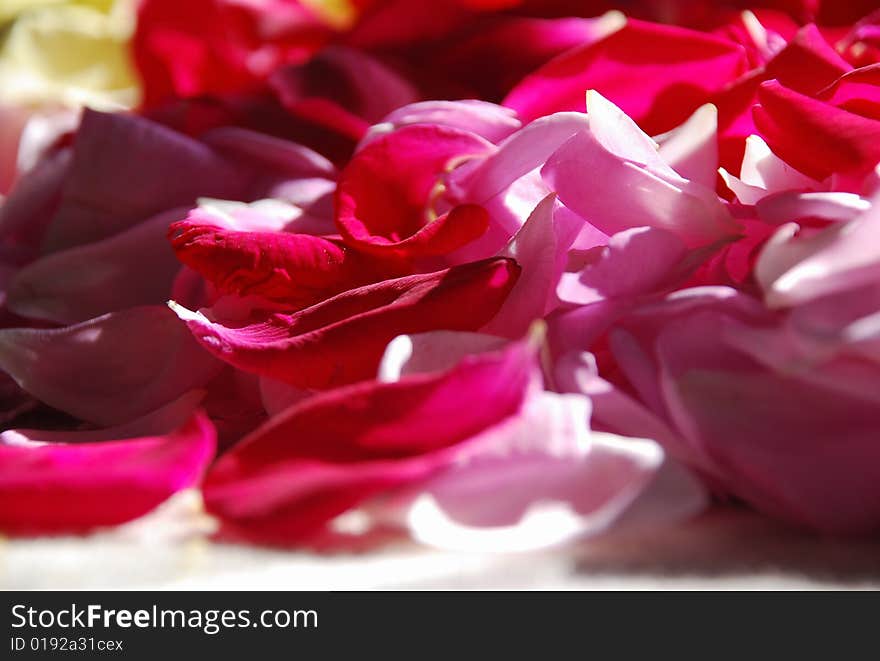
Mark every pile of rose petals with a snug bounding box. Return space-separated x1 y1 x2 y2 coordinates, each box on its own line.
2 0 880 551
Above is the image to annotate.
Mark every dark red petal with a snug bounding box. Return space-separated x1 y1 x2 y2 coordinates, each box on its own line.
174 257 520 389
168 218 382 308
335 124 493 258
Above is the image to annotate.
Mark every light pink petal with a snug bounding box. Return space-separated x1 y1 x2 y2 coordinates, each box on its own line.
189 198 336 237
720 135 823 205
547 298 629 359
445 111 590 259
756 203 880 307
742 134 821 192
484 194 581 337
652 312 880 534
609 287 767 432
558 226 688 306
393 391 706 552
448 112 591 215
0 306 221 426
378 331 507 383
720 311 880 406
554 351 687 457
542 93 737 247
655 104 719 189
363 100 521 147
755 191 870 225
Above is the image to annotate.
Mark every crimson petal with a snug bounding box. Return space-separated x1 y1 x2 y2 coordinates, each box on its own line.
172 258 520 389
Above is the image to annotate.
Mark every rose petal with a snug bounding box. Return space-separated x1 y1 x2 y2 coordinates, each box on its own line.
363 100 521 147
378 331 507 383
8 207 189 324
0 306 221 426
0 409 215 535
504 19 750 133
542 92 736 247
756 203 880 307
40 110 243 253
270 46 419 138
168 213 381 309
754 79 880 182
335 124 494 258
655 104 719 189
172 257 520 389
203 336 537 544
484 193 581 337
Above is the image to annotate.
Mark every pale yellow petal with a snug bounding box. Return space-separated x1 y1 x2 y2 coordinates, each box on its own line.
0 1 139 109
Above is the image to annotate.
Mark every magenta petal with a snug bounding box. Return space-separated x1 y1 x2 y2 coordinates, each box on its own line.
503 19 749 133
203 337 537 544
168 213 377 309
0 306 221 426
0 410 215 535
754 79 880 182
763 24 852 96
817 64 880 119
